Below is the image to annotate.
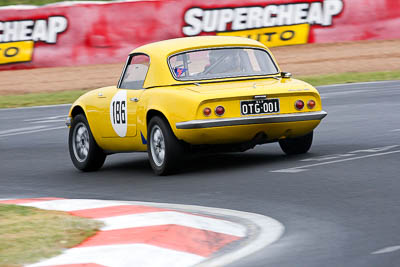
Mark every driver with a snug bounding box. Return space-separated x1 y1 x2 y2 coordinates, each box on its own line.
204 49 241 75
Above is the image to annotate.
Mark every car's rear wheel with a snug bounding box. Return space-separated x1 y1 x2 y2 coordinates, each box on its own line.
69 114 106 171
279 131 313 155
147 116 183 175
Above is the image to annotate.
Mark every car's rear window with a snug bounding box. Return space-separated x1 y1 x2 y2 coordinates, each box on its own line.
168 48 279 81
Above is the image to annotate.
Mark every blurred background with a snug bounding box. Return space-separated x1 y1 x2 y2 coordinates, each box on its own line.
1 2 400 267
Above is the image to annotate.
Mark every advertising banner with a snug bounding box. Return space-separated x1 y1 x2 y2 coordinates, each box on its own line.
0 0 399 70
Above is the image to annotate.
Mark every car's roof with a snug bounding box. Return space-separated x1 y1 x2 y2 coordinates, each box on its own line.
130 36 267 56
127 36 276 88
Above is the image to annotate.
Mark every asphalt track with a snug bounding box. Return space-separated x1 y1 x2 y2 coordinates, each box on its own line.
1 80 400 267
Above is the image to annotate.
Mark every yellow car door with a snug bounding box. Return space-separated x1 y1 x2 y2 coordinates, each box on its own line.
101 53 150 139
86 85 118 139
108 88 143 138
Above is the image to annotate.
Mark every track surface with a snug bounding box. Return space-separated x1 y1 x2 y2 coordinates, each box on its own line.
1 81 400 266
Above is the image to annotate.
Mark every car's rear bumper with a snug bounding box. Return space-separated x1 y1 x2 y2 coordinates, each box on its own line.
175 110 327 129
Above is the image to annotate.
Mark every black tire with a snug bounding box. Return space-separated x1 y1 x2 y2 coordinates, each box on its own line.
279 131 313 155
147 116 184 175
68 114 106 171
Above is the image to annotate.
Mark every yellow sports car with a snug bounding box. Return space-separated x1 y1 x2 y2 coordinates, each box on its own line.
66 36 327 175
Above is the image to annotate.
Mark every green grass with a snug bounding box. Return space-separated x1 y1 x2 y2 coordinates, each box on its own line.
0 204 102 267
0 70 399 108
0 89 89 108
0 0 110 6
299 70 400 86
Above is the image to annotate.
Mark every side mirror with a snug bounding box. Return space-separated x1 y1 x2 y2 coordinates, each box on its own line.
281 72 292 78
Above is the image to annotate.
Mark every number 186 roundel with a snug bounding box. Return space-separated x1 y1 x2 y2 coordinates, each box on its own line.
66 36 327 175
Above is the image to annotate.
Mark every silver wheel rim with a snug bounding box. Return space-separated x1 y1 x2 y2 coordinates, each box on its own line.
150 125 165 167
72 122 90 163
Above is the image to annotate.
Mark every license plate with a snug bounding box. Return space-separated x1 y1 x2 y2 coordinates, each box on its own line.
240 99 280 115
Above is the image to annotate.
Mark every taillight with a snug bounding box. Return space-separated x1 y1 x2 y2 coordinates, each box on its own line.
295 100 304 110
215 106 225 116
203 107 211 116
307 100 316 109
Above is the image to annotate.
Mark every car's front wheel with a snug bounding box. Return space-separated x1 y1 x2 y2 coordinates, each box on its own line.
279 131 313 155
147 116 184 175
69 114 106 171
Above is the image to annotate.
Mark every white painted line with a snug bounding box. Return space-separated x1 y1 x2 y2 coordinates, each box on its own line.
101 211 246 237
272 168 308 173
27 244 205 267
371 245 400 254
391 129 400 132
0 103 71 111
20 199 129 211
300 145 400 164
317 80 400 88
24 115 66 122
0 126 47 135
120 200 284 267
0 126 65 138
320 90 369 98
349 145 399 154
29 119 66 124
319 85 400 93
271 150 400 173
301 153 356 162
321 87 400 99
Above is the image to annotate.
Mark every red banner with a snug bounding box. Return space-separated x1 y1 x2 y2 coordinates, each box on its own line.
0 0 399 70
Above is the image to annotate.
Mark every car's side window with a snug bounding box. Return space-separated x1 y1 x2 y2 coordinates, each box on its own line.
119 54 150 89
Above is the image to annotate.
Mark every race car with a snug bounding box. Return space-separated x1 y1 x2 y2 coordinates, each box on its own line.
66 36 327 175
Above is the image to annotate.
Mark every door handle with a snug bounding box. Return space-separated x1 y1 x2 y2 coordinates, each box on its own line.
130 97 139 102
98 92 106 98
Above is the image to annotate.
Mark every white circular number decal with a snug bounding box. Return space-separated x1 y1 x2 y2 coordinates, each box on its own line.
110 90 127 137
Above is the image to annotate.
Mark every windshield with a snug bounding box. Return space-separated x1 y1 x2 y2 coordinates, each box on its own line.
169 47 279 81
